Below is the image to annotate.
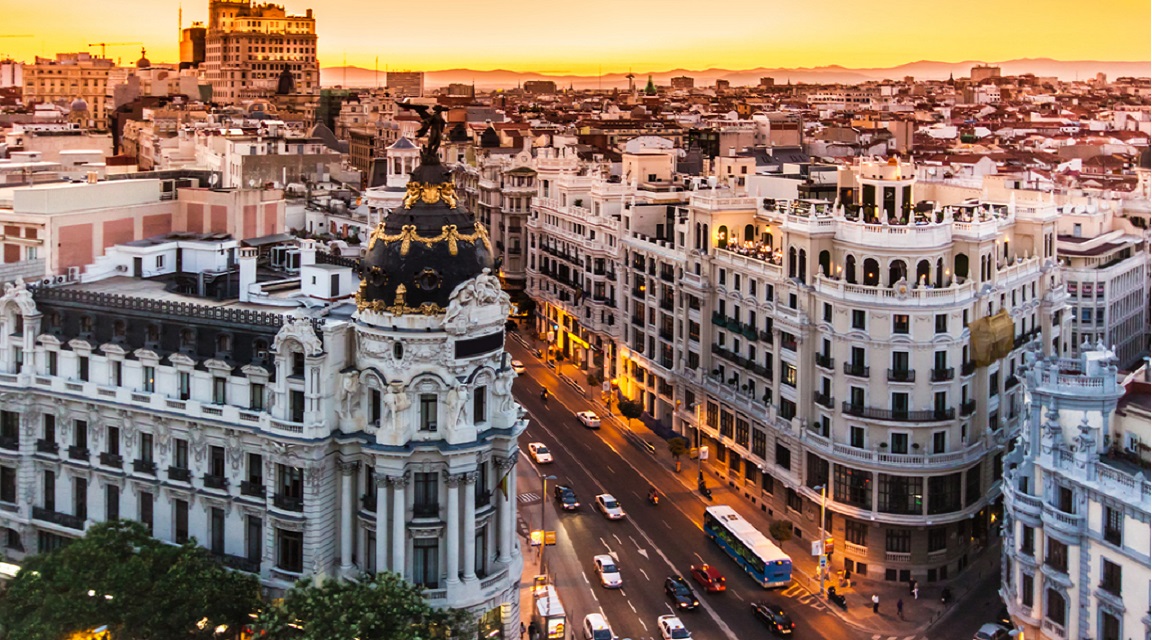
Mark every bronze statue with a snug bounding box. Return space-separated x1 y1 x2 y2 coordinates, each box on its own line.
397 100 448 164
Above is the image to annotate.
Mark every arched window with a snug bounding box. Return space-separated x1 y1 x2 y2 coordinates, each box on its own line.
818 250 831 277
954 254 969 280
917 260 931 286
863 258 880 286
181 329 196 351
935 257 945 287
744 224 755 242
216 333 232 354
798 249 807 283
788 247 797 278
716 225 728 248
845 255 857 284
888 260 907 287
694 223 701 250
1045 589 1066 627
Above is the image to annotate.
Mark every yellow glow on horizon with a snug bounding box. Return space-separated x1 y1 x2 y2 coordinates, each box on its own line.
0 0 1147 76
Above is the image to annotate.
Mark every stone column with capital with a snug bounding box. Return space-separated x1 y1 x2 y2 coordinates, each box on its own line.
390 474 408 578
339 461 357 572
445 473 463 584
375 474 389 574
462 470 478 580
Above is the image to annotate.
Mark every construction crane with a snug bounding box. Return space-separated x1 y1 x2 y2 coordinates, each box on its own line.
87 42 142 58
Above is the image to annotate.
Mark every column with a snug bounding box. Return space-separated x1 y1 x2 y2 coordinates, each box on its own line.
497 455 516 563
375 475 388 574
339 462 356 572
391 474 407 578
462 470 477 581
445 474 461 584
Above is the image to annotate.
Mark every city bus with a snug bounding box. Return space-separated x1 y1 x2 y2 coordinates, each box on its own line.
703 505 792 588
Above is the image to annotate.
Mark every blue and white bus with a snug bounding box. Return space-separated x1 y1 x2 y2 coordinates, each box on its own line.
703 505 792 588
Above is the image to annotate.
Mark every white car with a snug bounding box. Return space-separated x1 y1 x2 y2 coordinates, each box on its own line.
657 615 691 640
511 359 526 375
594 493 626 520
576 411 601 429
583 613 615 640
527 442 553 464
592 554 623 589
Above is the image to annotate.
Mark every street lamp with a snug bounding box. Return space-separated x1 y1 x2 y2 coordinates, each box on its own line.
813 484 828 598
540 474 557 574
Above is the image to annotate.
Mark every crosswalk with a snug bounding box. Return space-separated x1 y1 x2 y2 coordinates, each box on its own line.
871 636 924 640
517 492 541 504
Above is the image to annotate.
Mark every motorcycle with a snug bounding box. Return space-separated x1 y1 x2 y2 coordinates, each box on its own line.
647 490 660 505
540 389 549 405
827 586 848 610
940 587 953 605
698 480 713 500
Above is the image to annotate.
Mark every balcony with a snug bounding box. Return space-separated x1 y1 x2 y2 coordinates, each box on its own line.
884 551 911 563
203 475 229 491
167 466 192 483
711 312 726 327
887 369 916 383
35 439 58 455
273 494 304 512
815 353 834 369
98 452 123 468
360 493 377 511
813 392 834 409
843 363 870 378
960 399 977 416
841 402 955 422
0 436 17 451
240 481 266 498
475 489 493 509
758 330 773 344
781 336 797 352
931 367 955 382
741 324 758 341
220 553 261 574
962 361 977 376
132 459 156 475
68 446 89 461
32 506 84 530
412 503 440 519
660 299 674 311
1041 504 1084 536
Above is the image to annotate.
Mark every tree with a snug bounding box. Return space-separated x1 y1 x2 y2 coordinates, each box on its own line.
618 399 643 429
252 572 475 640
668 437 689 471
0 520 261 640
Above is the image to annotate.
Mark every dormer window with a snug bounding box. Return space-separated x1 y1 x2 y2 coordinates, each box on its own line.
216 333 232 355
112 320 127 340
145 325 160 345
180 329 196 352
79 315 94 335
252 339 269 363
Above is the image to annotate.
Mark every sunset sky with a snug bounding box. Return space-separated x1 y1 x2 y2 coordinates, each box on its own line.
2 0 1148 75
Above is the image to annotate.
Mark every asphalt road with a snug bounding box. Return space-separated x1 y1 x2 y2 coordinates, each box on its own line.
509 338 861 640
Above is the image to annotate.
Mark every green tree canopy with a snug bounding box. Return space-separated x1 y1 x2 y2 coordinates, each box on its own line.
668 437 689 460
618 399 644 428
252 572 475 640
0 520 261 640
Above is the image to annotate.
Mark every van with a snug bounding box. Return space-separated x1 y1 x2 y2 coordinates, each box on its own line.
583 613 614 640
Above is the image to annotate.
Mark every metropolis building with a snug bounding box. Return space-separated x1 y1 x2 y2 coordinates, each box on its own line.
528 155 1071 584
0 139 526 635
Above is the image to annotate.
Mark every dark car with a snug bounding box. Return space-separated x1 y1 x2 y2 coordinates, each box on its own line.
553 485 580 511
751 602 794 636
664 576 700 611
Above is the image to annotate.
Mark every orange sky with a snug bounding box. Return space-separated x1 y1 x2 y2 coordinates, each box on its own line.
2 0 1148 74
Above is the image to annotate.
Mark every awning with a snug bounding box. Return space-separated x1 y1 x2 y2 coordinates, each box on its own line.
242 233 295 247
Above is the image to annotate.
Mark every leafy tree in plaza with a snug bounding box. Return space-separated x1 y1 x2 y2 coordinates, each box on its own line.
667 437 688 461
617 399 644 428
0 520 261 640
251 572 475 640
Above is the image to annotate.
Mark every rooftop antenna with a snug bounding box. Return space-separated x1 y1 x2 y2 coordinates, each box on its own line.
178 4 182 40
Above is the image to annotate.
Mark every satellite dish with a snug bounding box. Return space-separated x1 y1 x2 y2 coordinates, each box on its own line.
248 179 257 188
208 174 218 187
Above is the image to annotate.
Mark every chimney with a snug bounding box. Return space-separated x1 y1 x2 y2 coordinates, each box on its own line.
299 238 316 267
238 247 258 303
86 171 98 184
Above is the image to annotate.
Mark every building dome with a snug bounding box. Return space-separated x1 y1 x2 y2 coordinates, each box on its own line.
69 97 89 112
356 160 492 315
136 47 151 69
276 67 295 95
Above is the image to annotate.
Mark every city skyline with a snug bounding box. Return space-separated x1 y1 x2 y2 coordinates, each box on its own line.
1 0 1149 75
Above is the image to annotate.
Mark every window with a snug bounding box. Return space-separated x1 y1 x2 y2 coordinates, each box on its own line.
213 377 227 404
833 464 872 509
0 466 15 503
73 420 87 451
806 453 829 489
178 372 191 400
419 394 438 431
106 426 119 456
845 519 868 546
473 385 487 423
174 498 189 543
885 528 911 553
278 464 303 503
1104 506 1123 545
105 484 119 520
174 438 189 469
775 443 791 470
78 356 89 381
1100 611 1120 640
852 309 866 330
246 515 262 563
890 432 909 454
893 314 909 334
0 411 18 446
1019 573 1034 607
933 431 947 454
1046 538 1068 573
412 537 439 588
47 351 57 376
290 390 304 422
751 428 766 458
209 446 226 479
250 383 265 410
1100 558 1121 595
935 314 948 334
209 507 225 555
928 527 946 552
276 528 303 573
927 473 962 514
786 488 802 512
1020 525 1034 556
111 361 122 386
143 366 155 392
140 432 154 464
878 474 920 514
139 491 153 533
414 472 439 517
1045 588 1066 626
823 303 832 323
965 465 982 506
850 426 865 448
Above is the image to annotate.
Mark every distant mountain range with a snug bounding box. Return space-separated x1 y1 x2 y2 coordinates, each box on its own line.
320 59 1150 91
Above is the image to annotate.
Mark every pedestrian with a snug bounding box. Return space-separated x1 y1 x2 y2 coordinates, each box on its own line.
909 578 917 595
520 621 526 639
872 593 880 614
528 620 538 640
897 598 904 620
912 585 919 600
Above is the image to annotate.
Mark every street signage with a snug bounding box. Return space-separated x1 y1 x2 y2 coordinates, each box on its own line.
544 531 557 546
819 554 827 570
811 540 822 556
699 445 709 461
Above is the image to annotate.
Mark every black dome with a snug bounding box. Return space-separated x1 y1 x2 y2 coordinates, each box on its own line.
276 67 295 95
357 161 493 315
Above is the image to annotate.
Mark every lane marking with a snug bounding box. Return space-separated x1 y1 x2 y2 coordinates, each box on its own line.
694 552 705 563
731 591 745 602
638 568 649 581
627 600 637 613
612 533 623 546
638 620 647 631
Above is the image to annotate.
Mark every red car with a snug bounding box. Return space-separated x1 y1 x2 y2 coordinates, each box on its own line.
689 564 726 592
